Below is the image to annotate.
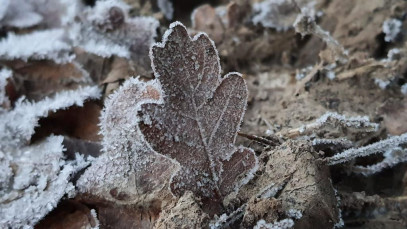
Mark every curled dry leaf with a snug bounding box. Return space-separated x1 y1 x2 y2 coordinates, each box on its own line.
77 78 177 207
139 22 258 200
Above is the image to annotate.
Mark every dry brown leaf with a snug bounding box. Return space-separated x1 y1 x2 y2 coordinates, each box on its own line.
139 22 258 201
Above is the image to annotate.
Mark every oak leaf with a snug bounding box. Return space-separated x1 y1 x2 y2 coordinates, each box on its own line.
139 22 258 199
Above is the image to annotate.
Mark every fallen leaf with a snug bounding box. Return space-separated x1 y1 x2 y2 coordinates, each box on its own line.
139 22 258 199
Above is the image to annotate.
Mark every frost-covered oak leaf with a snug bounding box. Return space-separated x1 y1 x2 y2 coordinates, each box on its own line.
77 78 177 205
139 22 258 198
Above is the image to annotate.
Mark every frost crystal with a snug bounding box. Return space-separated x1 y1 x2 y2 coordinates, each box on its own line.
90 209 100 229
374 78 390 89
327 132 407 165
0 68 11 109
286 209 302 220
77 78 177 205
0 86 101 151
71 0 159 59
382 18 402 42
0 85 100 228
254 219 295 229
295 66 313 80
0 137 91 228
0 29 74 63
352 147 407 176
140 22 258 198
287 112 379 138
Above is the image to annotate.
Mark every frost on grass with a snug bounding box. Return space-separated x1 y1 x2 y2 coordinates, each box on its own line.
327 132 407 166
71 0 159 60
0 86 100 228
77 78 177 205
382 18 402 42
0 29 74 63
252 0 316 32
139 22 258 199
157 0 174 20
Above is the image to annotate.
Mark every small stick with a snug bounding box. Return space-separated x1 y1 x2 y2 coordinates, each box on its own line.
238 132 279 146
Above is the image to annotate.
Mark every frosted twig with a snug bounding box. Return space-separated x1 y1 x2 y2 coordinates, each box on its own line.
351 147 407 176
284 112 379 138
327 133 407 165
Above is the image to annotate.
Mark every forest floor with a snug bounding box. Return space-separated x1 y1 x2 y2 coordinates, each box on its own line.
1 0 407 228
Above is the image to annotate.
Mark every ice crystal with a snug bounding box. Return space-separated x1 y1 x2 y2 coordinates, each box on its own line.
0 68 11 109
0 136 92 228
254 219 295 229
286 209 302 220
77 78 177 205
209 205 246 229
327 133 407 165
382 18 402 42
71 0 159 59
0 86 101 152
0 29 74 63
90 209 100 229
374 78 390 89
383 48 401 62
0 85 100 228
295 66 313 80
287 112 379 138
352 147 407 176
140 22 258 198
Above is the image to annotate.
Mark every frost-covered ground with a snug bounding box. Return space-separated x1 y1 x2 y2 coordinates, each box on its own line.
1 0 407 228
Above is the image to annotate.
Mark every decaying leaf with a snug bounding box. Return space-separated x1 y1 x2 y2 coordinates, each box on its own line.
139 22 258 199
77 78 177 207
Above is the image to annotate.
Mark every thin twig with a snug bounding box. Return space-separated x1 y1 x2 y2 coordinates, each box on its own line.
238 132 280 146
